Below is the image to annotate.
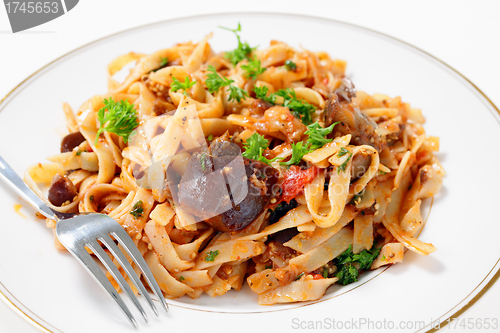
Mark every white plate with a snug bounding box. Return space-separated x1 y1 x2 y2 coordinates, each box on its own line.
1 12 499 333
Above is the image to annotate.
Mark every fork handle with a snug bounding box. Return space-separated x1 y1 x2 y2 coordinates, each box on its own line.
0 155 56 220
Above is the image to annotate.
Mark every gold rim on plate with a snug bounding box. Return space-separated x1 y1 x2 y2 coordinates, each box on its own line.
0 12 499 333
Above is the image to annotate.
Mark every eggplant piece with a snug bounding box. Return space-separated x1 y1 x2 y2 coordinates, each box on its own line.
205 158 278 232
324 95 385 152
60 132 86 153
351 152 372 181
323 76 385 152
269 199 298 225
176 137 279 233
48 174 78 206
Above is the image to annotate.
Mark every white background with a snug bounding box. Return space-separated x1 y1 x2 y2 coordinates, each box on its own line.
0 0 499 332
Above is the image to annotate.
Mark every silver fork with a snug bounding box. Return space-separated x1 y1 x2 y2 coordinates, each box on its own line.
0 156 168 328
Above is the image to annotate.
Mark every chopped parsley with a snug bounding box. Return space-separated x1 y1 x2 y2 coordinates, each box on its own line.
130 200 144 219
353 247 381 270
200 153 208 171
219 23 256 66
242 133 282 165
278 122 340 166
337 147 353 173
335 263 359 285
179 276 185 281
75 150 82 156
274 89 316 125
265 264 273 270
171 76 196 96
295 272 305 281
280 141 311 166
241 57 266 79
251 87 316 125
227 85 249 102
207 134 214 141
89 195 94 202
205 65 248 102
284 60 297 71
159 57 168 67
205 65 234 94
95 98 138 145
205 250 220 262
334 245 381 285
337 147 350 157
323 266 329 278
253 85 272 102
381 255 386 261
351 192 364 205
304 121 339 150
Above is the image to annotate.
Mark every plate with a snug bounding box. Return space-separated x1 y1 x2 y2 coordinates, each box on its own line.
1 12 499 333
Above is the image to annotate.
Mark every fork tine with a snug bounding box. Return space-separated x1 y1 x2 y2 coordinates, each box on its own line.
110 228 169 312
87 241 149 324
99 235 159 317
68 246 138 329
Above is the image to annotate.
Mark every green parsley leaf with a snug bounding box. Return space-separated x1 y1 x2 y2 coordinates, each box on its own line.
336 245 355 265
253 85 273 103
337 147 350 157
337 147 353 173
241 57 266 79
264 265 273 270
242 133 282 165
75 150 82 156
353 247 381 270
228 85 249 102
381 255 386 261
95 98 139 145
130 200 144 219
335 263 359 285
207 134 214 141
160 57 168 67
171 76 196 96
280 141 311 166
251 87 317 124
351 192 364 205
205 65 234 94
200 153 208 171
305 121 339 150
284 60 297 71
323 266 329 279
89 195 94 202
219 23 256 66
333 245 381 285
205 250 220 262
179 276 185 281
275 89 316 125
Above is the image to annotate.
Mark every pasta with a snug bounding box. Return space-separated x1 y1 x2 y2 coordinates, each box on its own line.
26 25 444 305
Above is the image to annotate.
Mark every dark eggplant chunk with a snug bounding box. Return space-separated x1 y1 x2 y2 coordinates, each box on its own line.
269 199 298 225
324 95 385 152
48 174 78 206
271 227 299 244
351 152 372 181
60 132 86 153
205 158 278 232
176 137 279 233
175 149 227 217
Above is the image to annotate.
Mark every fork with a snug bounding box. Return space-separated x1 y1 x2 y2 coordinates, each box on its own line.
0 156 168 328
